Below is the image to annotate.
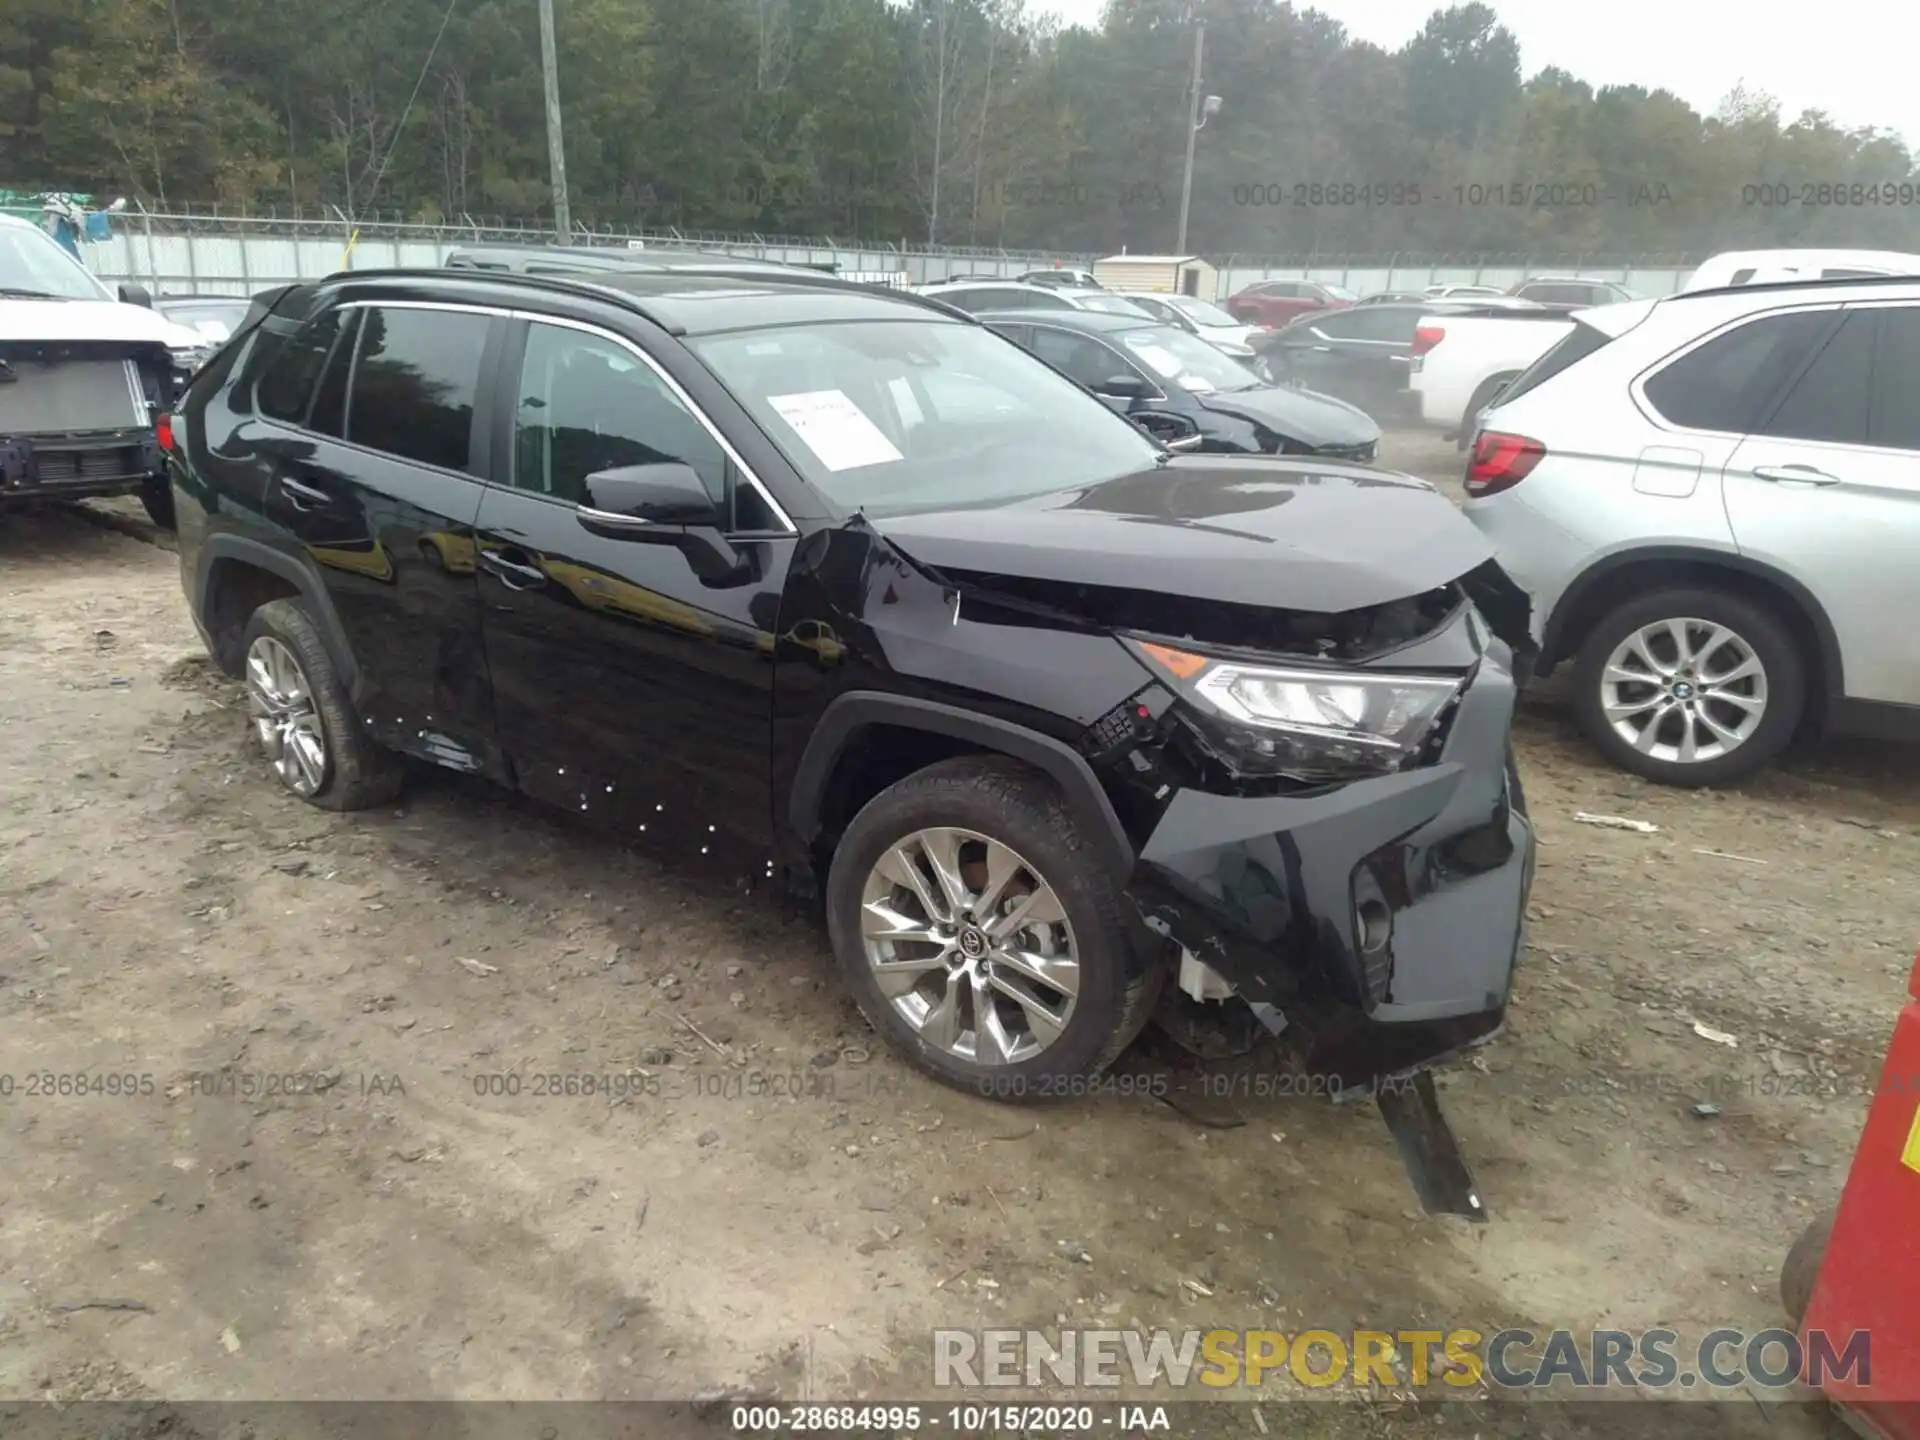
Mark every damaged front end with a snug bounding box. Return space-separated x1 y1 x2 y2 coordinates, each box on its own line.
860 460 1538 1218
985 561 1537 1220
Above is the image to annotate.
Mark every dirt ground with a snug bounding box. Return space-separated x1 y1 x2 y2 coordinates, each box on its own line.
2 430 1912 1437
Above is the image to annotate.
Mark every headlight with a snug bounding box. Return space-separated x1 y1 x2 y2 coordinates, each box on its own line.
1126 637 1464 781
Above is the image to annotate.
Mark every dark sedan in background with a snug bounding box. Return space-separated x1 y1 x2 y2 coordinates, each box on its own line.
1258 298 1549 419
979 309 1380 462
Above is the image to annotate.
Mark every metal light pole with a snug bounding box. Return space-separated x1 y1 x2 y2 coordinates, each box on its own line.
537 0 573 244
1175 24 1219 256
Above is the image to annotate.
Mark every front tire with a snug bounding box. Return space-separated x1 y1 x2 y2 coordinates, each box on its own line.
825 756 1162 1098
1781 1207 1835 1324
1572 587 1804 787
241 599 404 810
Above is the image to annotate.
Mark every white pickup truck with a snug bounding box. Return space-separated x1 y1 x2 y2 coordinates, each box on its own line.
0 212 207 529
1406 305 1576 443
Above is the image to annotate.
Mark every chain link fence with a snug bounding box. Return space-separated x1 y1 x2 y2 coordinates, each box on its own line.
72 204 1708 298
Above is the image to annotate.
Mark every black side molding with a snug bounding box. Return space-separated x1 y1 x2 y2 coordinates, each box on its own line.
194 533 361 694
787 691 1135 879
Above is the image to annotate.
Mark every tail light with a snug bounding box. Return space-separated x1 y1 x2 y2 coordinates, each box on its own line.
1410 325 1446 358
1465 431 1545 497
155 412 174 453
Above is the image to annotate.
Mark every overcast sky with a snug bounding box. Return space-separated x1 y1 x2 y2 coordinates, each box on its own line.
1031 0 1920 147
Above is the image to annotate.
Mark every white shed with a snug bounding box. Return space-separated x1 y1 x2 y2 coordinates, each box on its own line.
1091 253 1219 299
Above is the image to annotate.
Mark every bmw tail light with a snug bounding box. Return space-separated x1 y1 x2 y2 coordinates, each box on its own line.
1465 431 1544 497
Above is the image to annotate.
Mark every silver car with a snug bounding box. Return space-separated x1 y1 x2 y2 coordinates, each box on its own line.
1461 275 1920 785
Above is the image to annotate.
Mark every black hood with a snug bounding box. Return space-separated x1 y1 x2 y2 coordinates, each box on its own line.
871 458 1495 613
1196 382 1380 448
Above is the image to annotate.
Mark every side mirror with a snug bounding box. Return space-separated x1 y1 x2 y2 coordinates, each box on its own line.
582 462 720 527
1132 411 1203 451
578 463 747 584
118 282 154 309
1094 374 1151 400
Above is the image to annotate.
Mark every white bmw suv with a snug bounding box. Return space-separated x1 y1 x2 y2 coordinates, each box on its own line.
1461 274 1920 786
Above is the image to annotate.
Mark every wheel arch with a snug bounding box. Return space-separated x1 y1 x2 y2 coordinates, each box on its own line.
1540 547 1843 732
788 693 1134 882
196 535 359 694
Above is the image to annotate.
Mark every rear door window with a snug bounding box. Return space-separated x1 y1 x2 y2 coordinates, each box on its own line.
306 308 361 438
257 309 348 426
1641 311 1837 434
344 305 491 474
1754 311 1874 446
1868 306 1920 451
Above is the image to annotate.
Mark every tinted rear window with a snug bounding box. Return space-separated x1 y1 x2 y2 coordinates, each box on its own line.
1497 321 1612 405
1642 312 1834 433
345 306 490 473
1756 311 1873 445
257 309 347 426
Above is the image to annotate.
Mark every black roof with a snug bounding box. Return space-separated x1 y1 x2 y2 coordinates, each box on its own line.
969 308 1158 334
313 266 965 336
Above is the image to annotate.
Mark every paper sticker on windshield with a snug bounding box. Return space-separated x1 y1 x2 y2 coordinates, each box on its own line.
768 390 904 471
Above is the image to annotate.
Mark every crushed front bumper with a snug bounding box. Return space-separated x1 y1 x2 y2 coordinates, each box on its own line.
1122 635 1535 1217
0 431 162 505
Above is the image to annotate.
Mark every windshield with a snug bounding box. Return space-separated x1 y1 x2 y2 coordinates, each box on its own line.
1074 293 1152 316
0 224 112 301
1321 283 1358 301
690 320 1160 515
1166 296 1241 327
1115 325 1262 393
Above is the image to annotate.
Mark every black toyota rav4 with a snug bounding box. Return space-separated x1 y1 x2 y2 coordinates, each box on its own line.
165 267 1536 1216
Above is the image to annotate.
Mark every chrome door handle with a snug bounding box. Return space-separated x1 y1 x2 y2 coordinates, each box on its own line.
478 547 548 590
280 475 331 510
1752 464 1841 486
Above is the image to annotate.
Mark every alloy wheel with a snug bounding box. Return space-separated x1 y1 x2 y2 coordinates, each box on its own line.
245 635 329 797
858 827 1080 1066
1599 617 1768 766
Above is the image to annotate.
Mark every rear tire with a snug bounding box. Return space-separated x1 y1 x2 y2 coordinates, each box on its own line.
241 599 404 811
1572 587 1804 787
140 478 176 532
825 756 1163 1100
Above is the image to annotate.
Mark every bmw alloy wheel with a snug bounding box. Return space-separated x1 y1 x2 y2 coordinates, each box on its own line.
858 827 1080 1065
245 634 330 796
1599 617 1768 766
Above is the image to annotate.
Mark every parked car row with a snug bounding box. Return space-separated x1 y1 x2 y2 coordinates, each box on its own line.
909 278 1379 453
154 258 1536 1215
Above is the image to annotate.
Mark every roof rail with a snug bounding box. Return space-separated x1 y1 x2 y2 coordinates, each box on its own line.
309 264 969 333
1672 271 1920 302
